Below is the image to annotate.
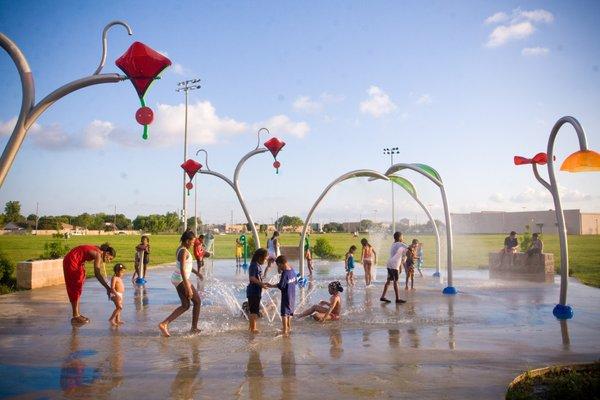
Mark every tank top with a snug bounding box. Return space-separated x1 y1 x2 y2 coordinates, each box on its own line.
171 247 193 286
267 238 279 256
363 245 373 260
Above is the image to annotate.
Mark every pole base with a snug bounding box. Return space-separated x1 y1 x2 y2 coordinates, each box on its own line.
432 271 441 277
135 278 146 285
553 304 573 320
443 286 457 295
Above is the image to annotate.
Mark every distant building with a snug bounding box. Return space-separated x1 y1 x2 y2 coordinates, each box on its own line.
451 209 600 235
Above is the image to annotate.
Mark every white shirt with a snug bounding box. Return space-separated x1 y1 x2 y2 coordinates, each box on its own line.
387 242 408 270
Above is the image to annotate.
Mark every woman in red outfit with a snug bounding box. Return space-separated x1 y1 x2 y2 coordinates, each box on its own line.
62 243 116 324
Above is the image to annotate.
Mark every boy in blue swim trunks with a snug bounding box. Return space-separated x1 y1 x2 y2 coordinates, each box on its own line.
345 245 357 286
266 255 297 335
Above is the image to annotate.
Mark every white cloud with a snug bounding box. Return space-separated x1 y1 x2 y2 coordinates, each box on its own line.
415 94 432 106
489 193 506 203
0 116 18 136
171 63 189 76
484 8 553 48
516 9 554 24
485 12 508 25
559 186 592 202
292 92 344 114
293 96 322 113
359 86 397 117
83 120 115 149
522 47 549 56
510 187 551 203
255 115 310 138
486 21 535 47
151 100 247 145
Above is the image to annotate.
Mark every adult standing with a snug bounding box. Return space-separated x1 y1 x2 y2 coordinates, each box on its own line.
62 243 116 325
159 231 202 337
263 231 280 278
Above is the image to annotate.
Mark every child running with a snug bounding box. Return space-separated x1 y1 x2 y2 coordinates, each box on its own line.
247 248 269 333
132 235 150 283
360 238 377 286
296 281 343 322
158 231 202 337
109 263 126 326
380 232 407 304
265 255 297 335
345 245 357 286
405 239 419 290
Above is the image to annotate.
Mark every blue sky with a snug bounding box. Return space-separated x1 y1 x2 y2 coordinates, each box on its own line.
1 1 599 225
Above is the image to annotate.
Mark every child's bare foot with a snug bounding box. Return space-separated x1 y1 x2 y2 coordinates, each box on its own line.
109 318 118 326
79 315 91 323
405 286 409 290
117 320 125 325
250 329 260 334
158 322 170 337
190 328 201 334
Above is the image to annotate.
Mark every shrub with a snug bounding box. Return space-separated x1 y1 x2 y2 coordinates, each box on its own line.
41 240 70 260
313 237 337 259
520 225 532 252
0 252 16 294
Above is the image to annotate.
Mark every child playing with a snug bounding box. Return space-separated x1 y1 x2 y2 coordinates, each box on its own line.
304 236 313 276
415 241 424 277
109 263 126 326
360 238 377 286
235 238 243 268
405 239 419 290
263 231 281 278
381 232 407 304
345 245 357 286
132 235 150 283
296 281 343 322
266 255 297 335
247 248 269 333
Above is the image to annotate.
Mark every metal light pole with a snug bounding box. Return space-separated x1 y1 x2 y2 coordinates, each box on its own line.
176 79 201 232
383 147 399 232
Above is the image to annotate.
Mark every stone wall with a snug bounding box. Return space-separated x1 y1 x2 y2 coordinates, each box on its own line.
17 259 65 290
489 252 555 282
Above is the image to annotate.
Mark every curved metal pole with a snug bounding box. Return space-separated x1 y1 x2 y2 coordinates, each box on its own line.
198 170 235 190
546 116 589 313
298 170 390 276
234 148 267 249
196 149 210 171
384 163 454 291
0 33 35 188
409 194 441 275
93 20 133 75
0 29 129 188
532 163 552 191
255 127 269 150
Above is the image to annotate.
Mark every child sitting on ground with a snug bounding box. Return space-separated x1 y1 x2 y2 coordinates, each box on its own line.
345 246 357 286
109 263 126 326
265 255 297 335
296 281 343 322
405 239 419 290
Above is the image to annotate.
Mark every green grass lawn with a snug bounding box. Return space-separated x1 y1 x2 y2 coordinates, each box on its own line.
0 232 599 287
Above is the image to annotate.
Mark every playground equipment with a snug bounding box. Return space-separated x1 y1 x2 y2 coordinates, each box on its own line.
298 170 390 276
0 21 171 187
194 128 285 248
239 234 249 269
514 116 600 320
381 163 455 294
388 176 441 276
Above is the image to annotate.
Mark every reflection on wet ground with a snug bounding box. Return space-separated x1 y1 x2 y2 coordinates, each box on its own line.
0 260 599 399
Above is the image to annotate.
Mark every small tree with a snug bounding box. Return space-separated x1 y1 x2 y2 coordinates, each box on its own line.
520 225 532 252
313 237 336 259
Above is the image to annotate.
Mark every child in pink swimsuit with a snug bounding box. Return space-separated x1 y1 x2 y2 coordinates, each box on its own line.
296 281 343 322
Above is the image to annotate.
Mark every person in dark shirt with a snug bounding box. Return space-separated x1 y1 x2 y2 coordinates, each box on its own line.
247 248 268 333
500 231 519 266
266 255 297 335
